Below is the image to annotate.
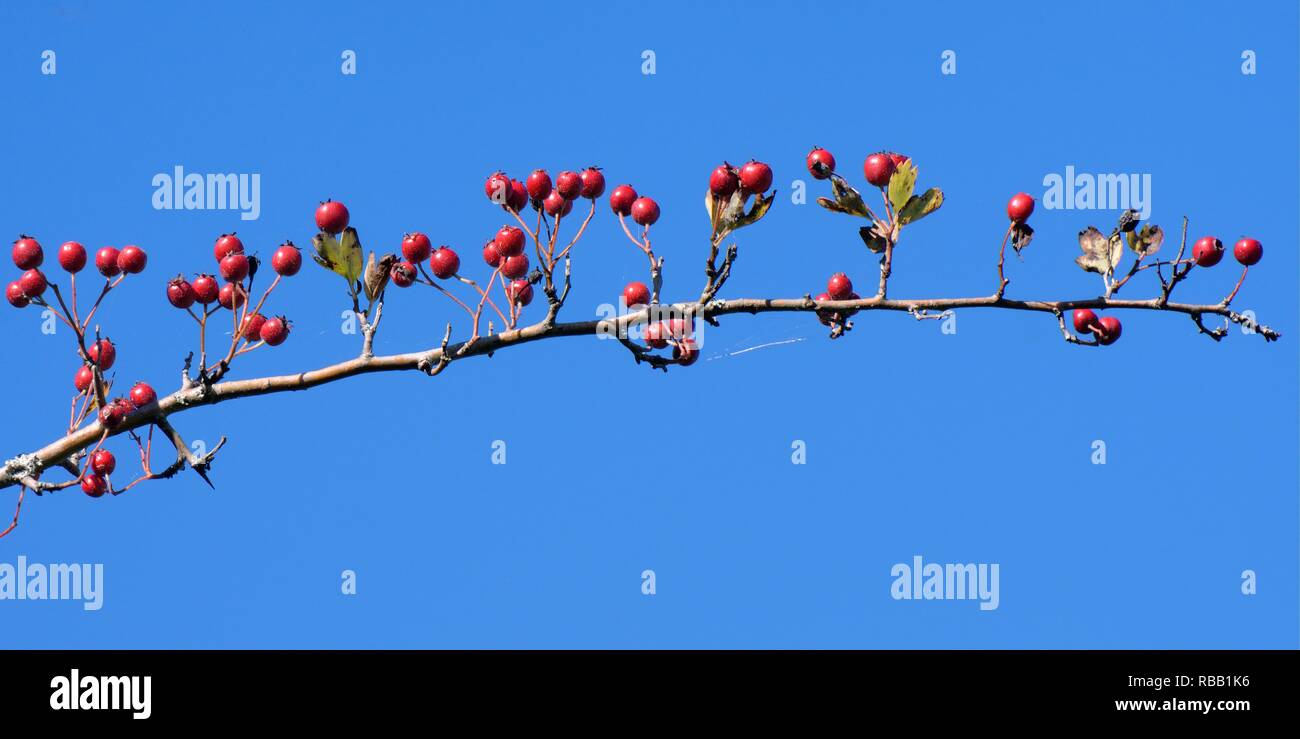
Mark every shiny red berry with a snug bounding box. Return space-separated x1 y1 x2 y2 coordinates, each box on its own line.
18 269 47 298
1233 237 1262 266
814 292 836 326
316 200 350 234
1192 237 1224 267
643 322 669 349
806 148 836 179
482 241 502 268
609 185 638 216
259 316 291 346
827 273 853 300
506 179 529 212
12 235 42 270
709 164 739 198
192 274 219 304
218 282 247 310
630 197 660 226
95 247 121 277
5 282 28 308
58 241 87 273
555 171 582 200
240 312 266 340
674 338 700 366
81 474 107 498
888 152 910 169
500 253 529 280
1007 193 1035 223
87 339 116 370
219 253 249 282
128 382 156 408
214 233 244 261
117 245 147 274
1096 316 1123 345
430 247 460 279
495 226 526 257
526 170 552 201
1072 308 1100 334
579 168 605 199
739 160 773 194
98 400 128 430
272 242 302 276
401 232 432 263
484 171 510 203
167 276 196 309
390 261 417 288
506 279 534 306
863 153 896 187
90 449 116 476
74 365 94 392
622 281 651 308
543 191 572 217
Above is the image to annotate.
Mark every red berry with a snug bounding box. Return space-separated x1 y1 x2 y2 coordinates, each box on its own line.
482 241 502 268
95 247 121 277
192 274 219 304
271 242 302 276
98 400 129 430
643 322 669 349
500 253 530 280
555 170 583 200
863 153 896 188
498 179 524 212
1006 192 1035 223
58 241 87 273
259 316 291 346
11 235 42 270
390 261 417 288
484 171 510 203
1192 237 1224 267
167 276 196 309
622 281 651 308
18 269 47 298
214 233 244 261
814 292 836 326
888 152 910 169
81 474 107 498
219 253 249 282
401 232 432 263
74 365 94 392
1072 308 1100 334
827 273 853 300
430 247 460 279
806 148 836 179
674 338 700 366
87 339 116 370
1233 237 1262 266
579 168 606 199
543 190 573 217
90 450 116 476
709 164 739 198
240 312 266 340
5 282 28 308
609 185 638 216
495 226 526 257
525 170 552 201
1096 316 1123 345
128 382 156 408
316 200 350 234
218 282 247 310
630 197 660 226
117 244 147 274
506 279 534 306
739 160 773 194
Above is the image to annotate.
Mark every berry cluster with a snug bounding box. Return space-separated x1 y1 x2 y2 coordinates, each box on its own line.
7 237 147 309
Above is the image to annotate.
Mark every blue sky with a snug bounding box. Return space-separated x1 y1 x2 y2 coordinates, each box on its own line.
0 0 1295 647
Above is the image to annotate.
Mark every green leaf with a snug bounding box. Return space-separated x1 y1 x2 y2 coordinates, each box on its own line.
311 232 344 275
337 227 364 284
897 187 944 225
888 160 917 215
